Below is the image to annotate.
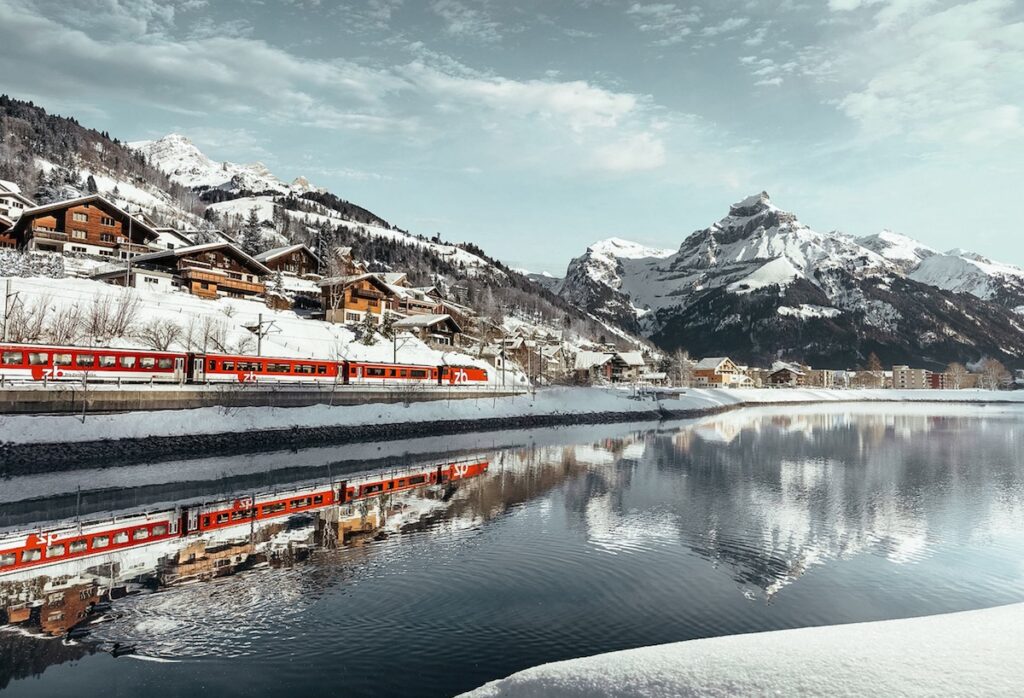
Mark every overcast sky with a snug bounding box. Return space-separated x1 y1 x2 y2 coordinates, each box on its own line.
1 0 1021 273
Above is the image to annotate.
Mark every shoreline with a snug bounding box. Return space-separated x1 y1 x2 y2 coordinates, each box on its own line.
3 387 1024 473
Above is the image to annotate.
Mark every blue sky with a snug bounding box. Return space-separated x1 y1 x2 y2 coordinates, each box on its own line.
1 0 1021 273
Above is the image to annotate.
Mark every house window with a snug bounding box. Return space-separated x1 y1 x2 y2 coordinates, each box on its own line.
101 216 115 226
71 246 87 253
345 312 360 322
100 233 114 243
72 230 87 240
98 250 114 257
144 277 158 284
72 212 88 222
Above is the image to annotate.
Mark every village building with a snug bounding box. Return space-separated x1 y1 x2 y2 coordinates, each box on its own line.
320 273 396 325
768 362 807 387
150 226 196 251
39 579 100 636
124 242 269 299
91 265 176 292
692 357 744 387
0 180 34 223
392 314 462 347
6 195 159 259
892 365 933 390
611 351 646 382
255 243 322 277
574 350 614 383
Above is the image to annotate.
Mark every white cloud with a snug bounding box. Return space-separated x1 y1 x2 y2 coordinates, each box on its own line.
431 0 502 43
626 2 702 45
592 132 667 172
701 16 750 37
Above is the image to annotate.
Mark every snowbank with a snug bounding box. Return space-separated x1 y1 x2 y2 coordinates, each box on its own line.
463 603 1024 697
2 387 1023 446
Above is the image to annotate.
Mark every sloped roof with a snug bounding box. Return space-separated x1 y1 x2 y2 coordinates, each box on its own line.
616 351 646 366
12 195 159 241
129 241 272 274
152 227 195 245
694 357 732 370
0 189 35 207
0 213 13 231
255 243 322 265
392 313 462 333
575 350 613 371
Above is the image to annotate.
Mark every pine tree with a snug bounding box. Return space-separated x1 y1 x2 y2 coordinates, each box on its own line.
380 311 397 340
86 174 98 193
359 312 378 345
241 207 263 255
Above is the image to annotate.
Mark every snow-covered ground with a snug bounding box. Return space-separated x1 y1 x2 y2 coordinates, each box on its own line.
463 602 1024 697
3 386 1023 446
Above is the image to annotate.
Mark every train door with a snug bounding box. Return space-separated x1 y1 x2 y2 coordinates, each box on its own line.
174 357 185 384
191 356 205 383
180 506 200 534
336 480 348 504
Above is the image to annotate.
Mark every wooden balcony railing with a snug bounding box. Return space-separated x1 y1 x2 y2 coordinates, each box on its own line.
32 228 67 241
182 268 264 294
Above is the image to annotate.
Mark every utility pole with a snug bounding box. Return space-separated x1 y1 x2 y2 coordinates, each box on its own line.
2 278 18 342
247 314 278 356
124 214 132 287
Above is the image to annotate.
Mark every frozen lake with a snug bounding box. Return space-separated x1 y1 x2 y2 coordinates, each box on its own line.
5 404 1024 696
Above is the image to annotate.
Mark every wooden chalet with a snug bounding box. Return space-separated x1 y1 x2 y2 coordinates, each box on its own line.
768 363 806 387
0 182 34 223
127 242 270 299
392 313 462 347
7 195 159 259
256 243 322 277
692 357 741 387
320 273 396 325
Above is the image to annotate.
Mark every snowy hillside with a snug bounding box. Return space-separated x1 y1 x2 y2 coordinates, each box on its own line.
556 191 1024 368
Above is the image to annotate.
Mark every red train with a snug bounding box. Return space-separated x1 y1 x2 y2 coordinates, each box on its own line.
0 342 489 386
0 460 489 576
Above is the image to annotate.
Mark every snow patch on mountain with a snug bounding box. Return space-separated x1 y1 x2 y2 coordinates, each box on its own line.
130 134 317 195
727 257 800 294
859 230 936 270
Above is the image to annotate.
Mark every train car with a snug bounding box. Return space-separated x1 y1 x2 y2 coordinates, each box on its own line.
0 514 180 575
439 365 489 385
0 342 187 384
197 353 341 384
343 360 439 385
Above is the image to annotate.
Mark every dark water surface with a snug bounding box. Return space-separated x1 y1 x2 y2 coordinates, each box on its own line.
5 404 1024 696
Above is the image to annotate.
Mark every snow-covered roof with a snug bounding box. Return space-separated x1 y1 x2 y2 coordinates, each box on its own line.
129 241 272 274
0 189 35 207
255 243 321 265
0 213 13 231
694 357 732 370
575 350 613 371
0 179 20 194
616 351 645 367
392 313 461 332
380 272 407 285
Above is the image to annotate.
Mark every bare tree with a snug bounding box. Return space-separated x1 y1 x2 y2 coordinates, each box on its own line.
946 362 968 390
979 358 1011 390
671 348 692 387
108 290 139 337
136 318 183 350
47 303 83 345
6 294 50 343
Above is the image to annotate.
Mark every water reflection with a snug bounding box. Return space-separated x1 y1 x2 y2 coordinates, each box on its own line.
4 404 1024 697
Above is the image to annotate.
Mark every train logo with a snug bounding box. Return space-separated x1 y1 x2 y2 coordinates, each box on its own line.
453 369 468 385
452 463 470 478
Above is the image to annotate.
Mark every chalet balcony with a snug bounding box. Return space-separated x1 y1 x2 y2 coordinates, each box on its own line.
182 268 264 295
350 288 385 301
32 228 68 241
117 241 152 254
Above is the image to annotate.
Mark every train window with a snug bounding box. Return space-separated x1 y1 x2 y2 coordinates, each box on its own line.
22 549 41 562
46 544 66 558
290 497 311 508
223 361 235 370
350 367 357 376
152 525 167 536
367 367 385 377
410 370 427 378
140 357 156 369
120 356 136 368
69 540 88 553
262 502 286 515
317 365 327 375
53 353 72 366
202 517 211 527
134 528 149 541
362 483 383 495
76 354 95 367
157 358 173 370
268 363 290 373
93 536 109 548
313 495 323 504
400 370 408 377
216 513 229 524
388 369 396 377
208 360 217 370
99 355 116 367
409 475 426 485
28 352 47 365
231 510 251 521
2 351 23 365
113 532 128 544
0 553 15 567
387 481 394 489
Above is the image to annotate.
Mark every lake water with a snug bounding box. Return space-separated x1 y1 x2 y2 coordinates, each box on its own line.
4 404 1024 696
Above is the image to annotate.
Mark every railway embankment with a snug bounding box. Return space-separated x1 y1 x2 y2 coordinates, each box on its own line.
2 387 1023 474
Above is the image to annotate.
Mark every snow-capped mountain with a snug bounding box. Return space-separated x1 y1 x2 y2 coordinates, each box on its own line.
130 133 317 195
557 192 1024 368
